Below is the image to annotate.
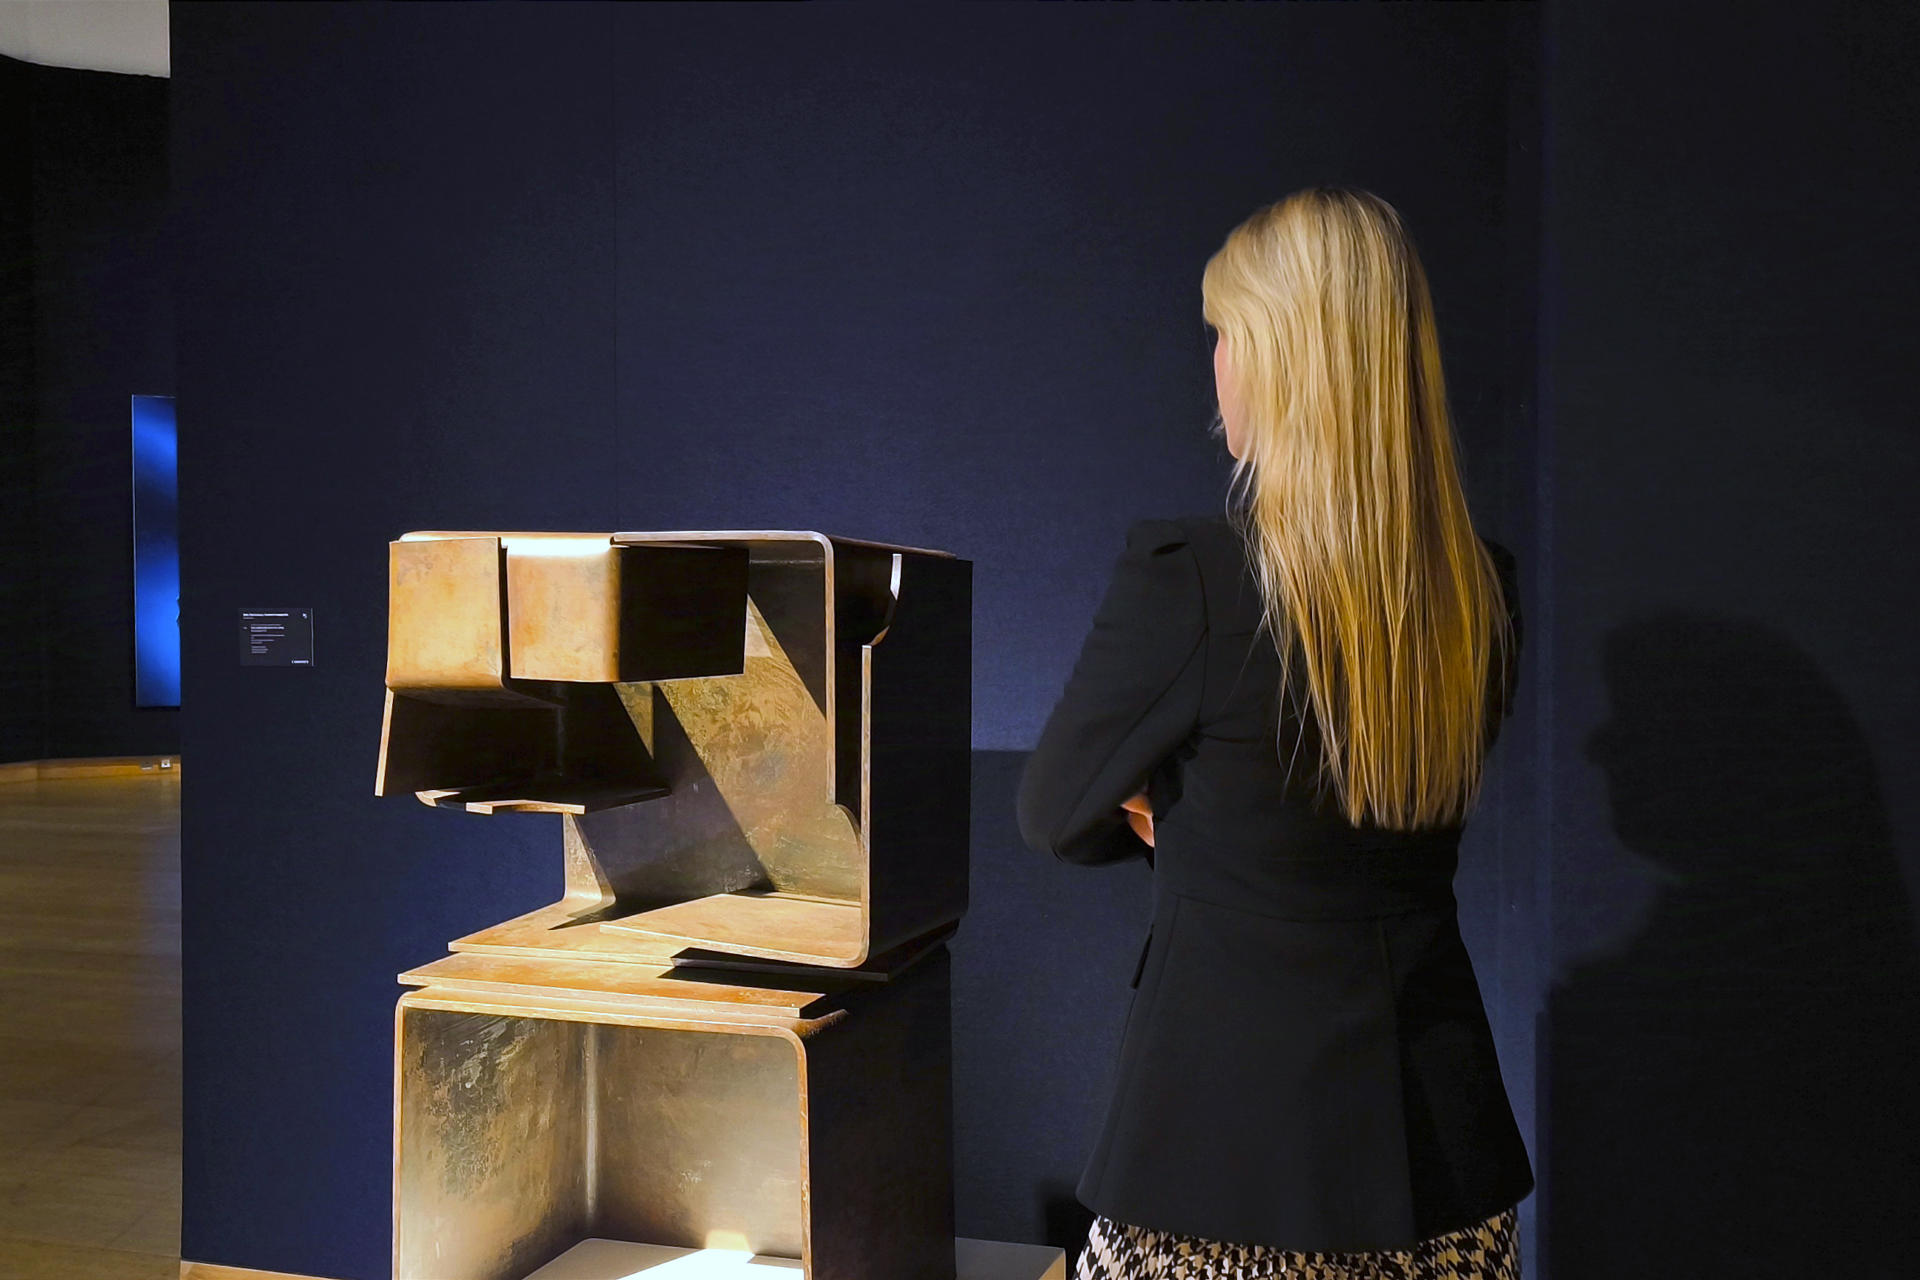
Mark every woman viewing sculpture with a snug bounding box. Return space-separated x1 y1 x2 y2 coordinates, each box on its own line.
1019 186 1533 1280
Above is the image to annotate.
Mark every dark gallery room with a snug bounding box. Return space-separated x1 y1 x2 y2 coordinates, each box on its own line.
2 2 1916 1278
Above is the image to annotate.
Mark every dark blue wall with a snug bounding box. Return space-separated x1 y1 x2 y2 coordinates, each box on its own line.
172 5 1538 1277
0 56 38 762
0 57 176 763
1539 4 1920 1275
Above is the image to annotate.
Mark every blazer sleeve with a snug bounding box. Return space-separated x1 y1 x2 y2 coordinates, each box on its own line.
1016 518 1208 866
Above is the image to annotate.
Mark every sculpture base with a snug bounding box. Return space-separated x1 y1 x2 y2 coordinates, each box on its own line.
396 947 959 1280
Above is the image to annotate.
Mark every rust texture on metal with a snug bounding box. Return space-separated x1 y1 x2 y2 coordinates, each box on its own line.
381 528 971 1279
504 538 749 684
392 950 955 1280
376 529 970 971
375 533 745 816
385 536 522 701
504 536 631 684
394 1005 589 1280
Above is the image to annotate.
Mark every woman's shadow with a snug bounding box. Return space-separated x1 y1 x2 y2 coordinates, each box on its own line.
1545 613 1920 1277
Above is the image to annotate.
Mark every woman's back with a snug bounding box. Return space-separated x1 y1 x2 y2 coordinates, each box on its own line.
1158 513 1520 914
1024 185 1533 1273
1016 513 1533 1253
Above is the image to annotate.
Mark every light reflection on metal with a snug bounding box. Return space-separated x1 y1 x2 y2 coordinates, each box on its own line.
378 530 970 971
394 947 956 1279
380 528 971 1279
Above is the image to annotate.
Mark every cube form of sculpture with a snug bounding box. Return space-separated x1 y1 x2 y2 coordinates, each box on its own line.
394 949 956 1280
378 534 749 814
377 530 972 970
385 533 750 693
379 528 972 1280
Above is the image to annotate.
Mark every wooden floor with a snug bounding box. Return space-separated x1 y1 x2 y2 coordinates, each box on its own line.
0 774 182 1279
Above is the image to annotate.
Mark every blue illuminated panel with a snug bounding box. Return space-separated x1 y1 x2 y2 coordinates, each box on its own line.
132 394 179 707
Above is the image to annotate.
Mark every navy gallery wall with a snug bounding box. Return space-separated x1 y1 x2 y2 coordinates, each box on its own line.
1537 4 1920 1275
171 4 1538 1277
605 5 1533 752
0 58 175 762
174 8 624 1275
0 56 38 763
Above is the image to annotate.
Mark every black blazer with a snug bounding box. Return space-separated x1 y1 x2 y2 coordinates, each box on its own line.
1016 514 1534 1253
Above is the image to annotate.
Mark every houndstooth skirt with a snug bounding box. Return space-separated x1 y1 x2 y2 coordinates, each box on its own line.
1074 1205 1519 1280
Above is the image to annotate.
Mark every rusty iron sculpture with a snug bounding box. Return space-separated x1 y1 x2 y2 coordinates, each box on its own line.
379 530 972 1279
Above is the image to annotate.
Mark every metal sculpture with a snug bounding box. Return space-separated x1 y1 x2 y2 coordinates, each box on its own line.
380 530 973 1279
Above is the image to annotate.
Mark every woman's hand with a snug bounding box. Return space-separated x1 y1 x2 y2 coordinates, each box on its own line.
1120 791 1154 847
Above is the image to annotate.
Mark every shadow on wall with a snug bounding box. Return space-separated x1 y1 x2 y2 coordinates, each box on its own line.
1545 613 1920 1277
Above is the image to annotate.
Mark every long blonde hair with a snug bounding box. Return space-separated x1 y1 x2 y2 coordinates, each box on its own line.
1201 186 1514 830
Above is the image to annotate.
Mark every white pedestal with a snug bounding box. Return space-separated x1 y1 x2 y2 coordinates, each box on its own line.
524 1236 1067 1280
